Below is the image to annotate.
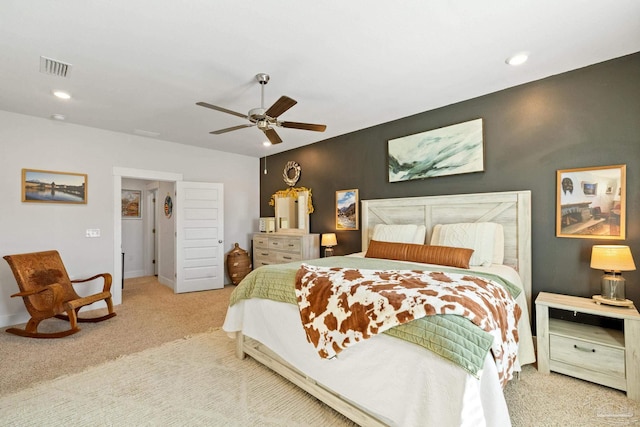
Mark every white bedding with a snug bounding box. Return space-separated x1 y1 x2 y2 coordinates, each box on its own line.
223 258 535 427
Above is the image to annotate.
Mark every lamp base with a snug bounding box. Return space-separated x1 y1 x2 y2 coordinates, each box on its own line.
324 247 334 257
600 273 626 300
592 295 635 308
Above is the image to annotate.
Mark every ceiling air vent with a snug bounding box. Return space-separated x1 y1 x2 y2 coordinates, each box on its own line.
39 56 72 78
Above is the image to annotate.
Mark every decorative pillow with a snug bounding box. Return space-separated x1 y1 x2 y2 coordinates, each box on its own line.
365 240 473 269
430 222 501 266
371 224 426 244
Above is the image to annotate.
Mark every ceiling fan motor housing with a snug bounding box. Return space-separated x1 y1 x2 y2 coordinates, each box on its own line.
248 107 267 123
256 73 270 85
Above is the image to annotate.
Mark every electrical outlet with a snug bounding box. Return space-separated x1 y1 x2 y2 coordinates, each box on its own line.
86 229 101 238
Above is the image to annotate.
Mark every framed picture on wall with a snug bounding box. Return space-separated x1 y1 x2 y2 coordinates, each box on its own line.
122 189 142 219
21 168 87 204
556 164 626 239
388 118 484 182
336 189 359 230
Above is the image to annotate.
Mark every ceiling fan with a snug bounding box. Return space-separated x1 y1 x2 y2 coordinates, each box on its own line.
196 73 326 145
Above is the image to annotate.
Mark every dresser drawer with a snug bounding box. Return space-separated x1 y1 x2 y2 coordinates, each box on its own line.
253 247 273 262
253 236 269 249
550 334 625 378
275 252 301 263
269 238 301 252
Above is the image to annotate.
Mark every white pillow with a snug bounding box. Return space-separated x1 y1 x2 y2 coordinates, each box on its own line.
372 224 426 244
430 222 502 266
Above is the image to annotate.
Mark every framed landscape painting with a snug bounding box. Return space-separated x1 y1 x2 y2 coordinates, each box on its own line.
22 168 87 204
388 118 484 182
122 189 142 219
336 189 359 230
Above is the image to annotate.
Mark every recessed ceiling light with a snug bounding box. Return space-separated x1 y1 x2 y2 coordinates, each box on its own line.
506 52 529 66
52 90 71 100
51 114 66 121
263 141 272 147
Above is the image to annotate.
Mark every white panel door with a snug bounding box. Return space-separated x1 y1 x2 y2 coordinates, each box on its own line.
175 181 224 293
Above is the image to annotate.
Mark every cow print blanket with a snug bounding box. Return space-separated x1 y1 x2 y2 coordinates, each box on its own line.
295 264 522 386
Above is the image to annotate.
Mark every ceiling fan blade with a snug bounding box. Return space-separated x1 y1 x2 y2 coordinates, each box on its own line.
196 102 248 119
280 121 327 132
263 128 283 145
265 96 297 118
210 124 254 135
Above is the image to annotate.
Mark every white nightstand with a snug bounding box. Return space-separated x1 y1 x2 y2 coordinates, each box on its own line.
535 292 640 401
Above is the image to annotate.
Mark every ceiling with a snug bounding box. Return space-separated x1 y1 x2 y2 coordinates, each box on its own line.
1 1 639 158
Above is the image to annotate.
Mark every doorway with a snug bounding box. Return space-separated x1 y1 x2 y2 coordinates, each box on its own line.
113 167 183 306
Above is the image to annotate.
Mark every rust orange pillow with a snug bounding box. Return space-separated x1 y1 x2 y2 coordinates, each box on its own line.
365 240 473 269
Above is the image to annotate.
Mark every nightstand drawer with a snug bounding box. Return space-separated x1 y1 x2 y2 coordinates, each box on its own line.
550 334 625 377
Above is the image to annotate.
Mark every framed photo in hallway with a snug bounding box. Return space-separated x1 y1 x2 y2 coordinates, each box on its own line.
122 189 142 219
21 168 87 204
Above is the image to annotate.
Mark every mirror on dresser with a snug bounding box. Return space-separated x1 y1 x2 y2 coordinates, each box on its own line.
270 187 313 234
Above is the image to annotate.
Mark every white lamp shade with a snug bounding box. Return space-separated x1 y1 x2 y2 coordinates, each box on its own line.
321 233 337 247
590 245 636 272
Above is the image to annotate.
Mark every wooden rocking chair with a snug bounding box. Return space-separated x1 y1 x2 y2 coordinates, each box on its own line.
3 250 116 338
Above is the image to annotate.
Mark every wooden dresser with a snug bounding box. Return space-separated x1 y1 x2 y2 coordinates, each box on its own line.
253 233 320 267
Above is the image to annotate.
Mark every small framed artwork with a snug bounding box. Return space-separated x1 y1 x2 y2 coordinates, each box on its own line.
388 118 484 182
556 164 626 239
22 168 87 204
122 189 142 219
336 189 359 230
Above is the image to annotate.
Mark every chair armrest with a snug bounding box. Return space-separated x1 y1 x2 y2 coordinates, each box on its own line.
71 272 113 292
10 283 66 307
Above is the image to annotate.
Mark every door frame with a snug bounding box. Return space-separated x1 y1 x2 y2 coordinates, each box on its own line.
144 186 158 277
113 167 183 305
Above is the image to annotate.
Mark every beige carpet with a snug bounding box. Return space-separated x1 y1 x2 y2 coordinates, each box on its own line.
0 276 235 395
0 329 355 426
1 277 639 426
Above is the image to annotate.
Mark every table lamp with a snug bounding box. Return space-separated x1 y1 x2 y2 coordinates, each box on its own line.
321 233 337 257
590 245 636 305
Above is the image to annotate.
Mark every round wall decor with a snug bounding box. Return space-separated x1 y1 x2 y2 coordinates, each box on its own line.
283 161 301 187
164 194 173 218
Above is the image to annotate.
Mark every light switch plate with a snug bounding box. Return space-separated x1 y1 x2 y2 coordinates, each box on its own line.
86 228 101 238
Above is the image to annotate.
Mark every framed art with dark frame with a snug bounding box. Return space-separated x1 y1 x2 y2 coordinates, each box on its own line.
556 164 626 239
122 189 142 219
22 168 87 204
336 189 359 230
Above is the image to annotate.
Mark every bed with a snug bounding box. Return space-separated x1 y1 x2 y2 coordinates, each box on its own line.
223 191 535 427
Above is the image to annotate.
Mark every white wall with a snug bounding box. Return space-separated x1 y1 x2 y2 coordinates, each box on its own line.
0 110 259 328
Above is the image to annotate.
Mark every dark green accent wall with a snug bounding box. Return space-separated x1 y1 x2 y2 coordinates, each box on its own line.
260 52 640 307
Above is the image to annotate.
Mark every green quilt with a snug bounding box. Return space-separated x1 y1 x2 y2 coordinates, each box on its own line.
230 256 521 378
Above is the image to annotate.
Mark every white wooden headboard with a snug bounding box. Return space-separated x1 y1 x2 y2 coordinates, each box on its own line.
361 191 532 308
